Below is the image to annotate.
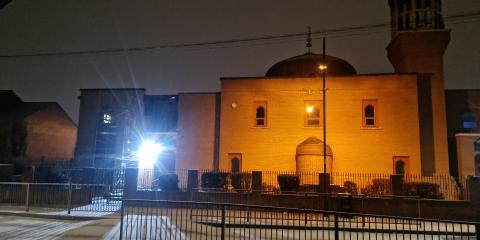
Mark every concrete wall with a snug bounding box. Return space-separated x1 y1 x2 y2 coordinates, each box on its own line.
24 105 77 163
219 74 422 174
176 93 218 170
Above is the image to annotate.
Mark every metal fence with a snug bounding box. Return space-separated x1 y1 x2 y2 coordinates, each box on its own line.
0 182 120 213
120 199 480 240
135 169 467 200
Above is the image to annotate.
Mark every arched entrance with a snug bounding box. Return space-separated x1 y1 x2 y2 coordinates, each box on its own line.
296 136 333 185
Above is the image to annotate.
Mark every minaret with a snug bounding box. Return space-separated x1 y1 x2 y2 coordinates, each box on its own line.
387 0 450 175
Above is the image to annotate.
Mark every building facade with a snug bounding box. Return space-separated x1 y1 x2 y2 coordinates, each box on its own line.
73 0 480 177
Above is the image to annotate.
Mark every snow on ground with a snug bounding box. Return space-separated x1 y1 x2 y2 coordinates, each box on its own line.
102 215 187 240
42 197 121 217
0 216 92 240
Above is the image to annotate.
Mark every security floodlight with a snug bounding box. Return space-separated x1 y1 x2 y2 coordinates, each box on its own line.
137 141 164 169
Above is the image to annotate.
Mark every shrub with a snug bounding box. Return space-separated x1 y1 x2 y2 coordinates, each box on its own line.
361 178 391 196
230 173 252 191
277 174 299 192
154 173 179 191
201 172 229 190
403 182 443 199
343 181 358 195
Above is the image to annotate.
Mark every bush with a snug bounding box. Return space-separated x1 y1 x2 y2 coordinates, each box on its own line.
154 173 179 191
201 172 229 190
343 181 358 195
277 174 299 192
361 178 391 196
403 182 443 199
230 173 252 191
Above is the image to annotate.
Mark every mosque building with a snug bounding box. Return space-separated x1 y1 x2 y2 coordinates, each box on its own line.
73 0 480 178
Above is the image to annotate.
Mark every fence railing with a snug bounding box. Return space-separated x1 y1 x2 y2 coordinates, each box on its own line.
119 199 480 240
135 169 468 200
0 182 119 213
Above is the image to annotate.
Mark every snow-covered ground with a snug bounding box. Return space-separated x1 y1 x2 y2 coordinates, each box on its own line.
102 215 187 240
0 216 93 240
42 197 121 217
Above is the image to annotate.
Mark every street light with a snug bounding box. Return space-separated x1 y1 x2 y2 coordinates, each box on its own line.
318 37 329 208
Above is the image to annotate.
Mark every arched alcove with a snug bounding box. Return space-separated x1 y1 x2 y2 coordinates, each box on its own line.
296 136 333 185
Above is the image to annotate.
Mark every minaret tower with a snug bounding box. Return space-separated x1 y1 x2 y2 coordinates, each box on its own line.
387 0 450 175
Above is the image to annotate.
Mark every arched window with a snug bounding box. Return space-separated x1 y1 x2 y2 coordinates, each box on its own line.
363 100 378 128
364 105 375 126
256 106 266 126
231 157 240 173
305 101 320 127
395 160 406 175
253 101 267 127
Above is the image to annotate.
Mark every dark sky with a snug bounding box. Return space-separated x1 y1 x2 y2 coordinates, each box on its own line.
1 0 479 123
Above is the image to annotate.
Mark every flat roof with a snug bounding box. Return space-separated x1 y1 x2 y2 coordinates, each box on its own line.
220 72 420 80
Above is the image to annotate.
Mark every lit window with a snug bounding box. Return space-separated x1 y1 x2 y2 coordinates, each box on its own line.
462 113 477 130
362 100 378 128
103 113 112 124
305 101 320 127
254 101 267 127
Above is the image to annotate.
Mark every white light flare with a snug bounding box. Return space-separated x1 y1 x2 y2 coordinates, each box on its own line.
137 141 164 169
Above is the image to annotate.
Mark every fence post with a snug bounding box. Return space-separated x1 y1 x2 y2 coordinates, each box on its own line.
67 181 72 214
391 174 404 196
187 169 199 193
334 212 339 240
252 171 262 193
221 204 226 240
25 183 30 212
119 200 124 240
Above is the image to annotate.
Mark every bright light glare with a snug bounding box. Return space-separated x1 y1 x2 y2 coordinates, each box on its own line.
137 141 164 169
318 64 327 71
306 106 314 113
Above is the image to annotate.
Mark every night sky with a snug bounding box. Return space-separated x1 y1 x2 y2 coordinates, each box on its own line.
1 0 479 122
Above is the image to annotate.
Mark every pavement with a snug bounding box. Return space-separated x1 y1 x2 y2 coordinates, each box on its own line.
0 210 120 240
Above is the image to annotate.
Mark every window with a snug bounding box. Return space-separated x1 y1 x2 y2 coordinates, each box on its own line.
254 101 267 127
231 158 240 173
393 156 410 175
362 100 378 128
475 138 480 152
395 161 406 175
103 113 112 124
462 113 477 130
304 101 320 127
228 153 242 173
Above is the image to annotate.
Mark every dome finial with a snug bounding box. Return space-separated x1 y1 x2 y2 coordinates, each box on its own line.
306 27 312 53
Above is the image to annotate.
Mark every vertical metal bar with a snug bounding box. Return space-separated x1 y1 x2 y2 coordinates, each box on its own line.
334 212 339 240
67 181 72 214
25 183 30 212
221 205 226 240
119 200 124 240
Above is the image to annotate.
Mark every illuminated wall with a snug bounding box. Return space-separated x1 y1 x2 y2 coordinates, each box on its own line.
218 74 422 174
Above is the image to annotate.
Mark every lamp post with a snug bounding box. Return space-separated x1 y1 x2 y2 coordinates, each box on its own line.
318 37 328 209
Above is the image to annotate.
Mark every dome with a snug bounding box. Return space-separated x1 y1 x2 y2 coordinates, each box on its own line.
265 52 357 77
296 136 332 156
